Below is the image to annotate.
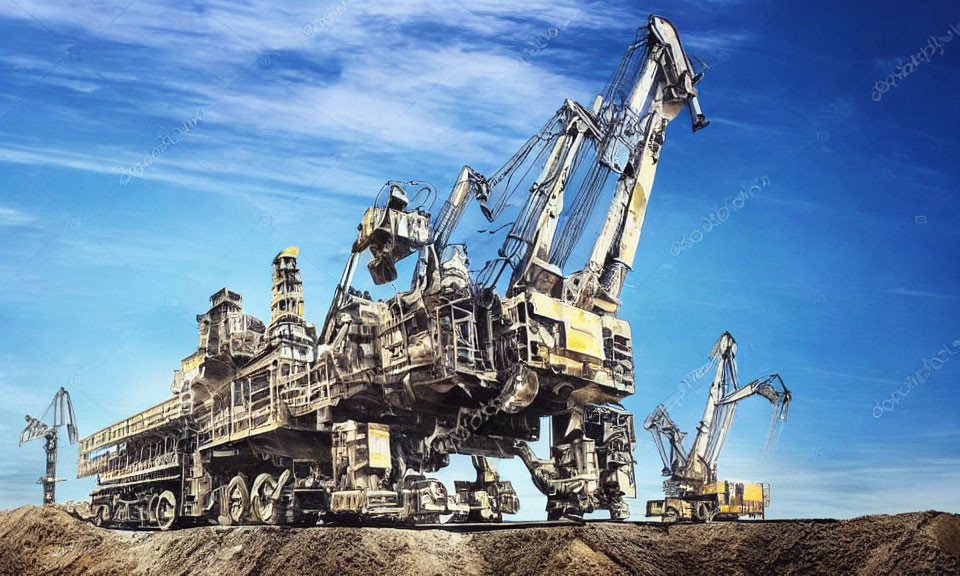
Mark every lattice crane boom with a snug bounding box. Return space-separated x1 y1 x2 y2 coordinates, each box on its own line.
644 333 791 491
19 387 78 504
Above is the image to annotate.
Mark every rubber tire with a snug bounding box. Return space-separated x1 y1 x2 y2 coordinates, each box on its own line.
93 504 110 528
251 473 281 525
156 491 178 531
226 476 251 525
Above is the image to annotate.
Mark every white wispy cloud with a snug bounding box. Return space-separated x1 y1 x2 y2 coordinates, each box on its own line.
0 206 38 227
885 287 955 299
0 0 608 208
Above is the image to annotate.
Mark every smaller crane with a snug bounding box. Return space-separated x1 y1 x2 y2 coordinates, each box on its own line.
19 387 79 505
644 332 790 522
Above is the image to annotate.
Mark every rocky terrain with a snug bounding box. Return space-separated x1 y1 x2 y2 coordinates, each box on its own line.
1 505 958 575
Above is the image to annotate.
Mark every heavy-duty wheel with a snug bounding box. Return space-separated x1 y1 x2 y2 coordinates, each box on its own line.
226 475 250 525
251 473 281 524
93 504 111 528
156 491 178 531
662 506 680 523
695 501 716 523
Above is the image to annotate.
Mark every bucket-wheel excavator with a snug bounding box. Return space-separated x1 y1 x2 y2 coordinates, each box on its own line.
644 332 791 522
76 14 714 528
19 387 79 505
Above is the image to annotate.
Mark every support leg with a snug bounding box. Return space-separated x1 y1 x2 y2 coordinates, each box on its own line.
513 403 636 521
583 404 636 521
42 433 58 505
511 405 599 521
453 456 519 522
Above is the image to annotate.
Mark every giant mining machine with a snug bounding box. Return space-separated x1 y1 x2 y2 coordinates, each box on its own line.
77 15 711 529
644 332 791 522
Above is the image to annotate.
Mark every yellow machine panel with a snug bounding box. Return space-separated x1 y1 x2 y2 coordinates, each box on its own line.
528 292 605 360
744 482 764 502
368 424 391 469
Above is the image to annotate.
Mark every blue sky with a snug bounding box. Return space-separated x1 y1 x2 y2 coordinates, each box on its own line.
1 0 958 520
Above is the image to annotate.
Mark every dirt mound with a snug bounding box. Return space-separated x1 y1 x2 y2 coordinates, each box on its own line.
1 506 958 576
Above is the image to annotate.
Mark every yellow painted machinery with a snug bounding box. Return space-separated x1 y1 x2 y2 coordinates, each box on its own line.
644 332 790 522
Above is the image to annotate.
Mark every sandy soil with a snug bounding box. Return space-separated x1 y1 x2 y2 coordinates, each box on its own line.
0 505 958 575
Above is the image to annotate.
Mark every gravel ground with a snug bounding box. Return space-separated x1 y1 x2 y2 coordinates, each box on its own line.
0 506 958 575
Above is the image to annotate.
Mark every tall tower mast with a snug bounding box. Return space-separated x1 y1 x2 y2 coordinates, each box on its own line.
269 246 312 347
